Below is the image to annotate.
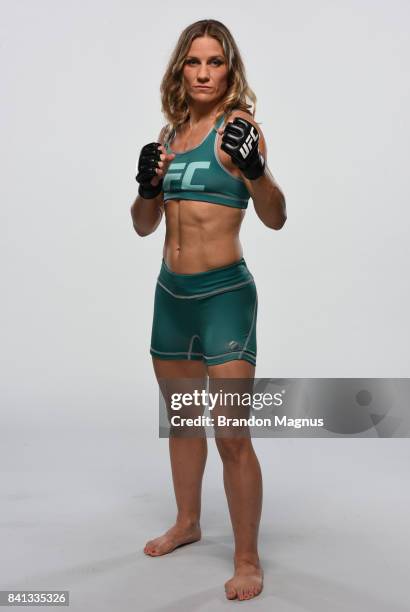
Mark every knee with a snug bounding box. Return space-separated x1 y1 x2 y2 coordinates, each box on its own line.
215 437 252 463
169 424 206 438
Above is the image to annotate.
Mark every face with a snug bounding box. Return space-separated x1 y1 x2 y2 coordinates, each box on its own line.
182 36 229 105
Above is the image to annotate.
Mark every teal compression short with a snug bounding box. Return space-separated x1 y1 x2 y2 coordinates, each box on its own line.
150 257 258 367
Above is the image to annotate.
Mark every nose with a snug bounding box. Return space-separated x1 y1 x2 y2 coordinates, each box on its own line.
196 62 210 82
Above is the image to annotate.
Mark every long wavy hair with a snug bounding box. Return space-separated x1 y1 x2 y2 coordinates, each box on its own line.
160 19 257 142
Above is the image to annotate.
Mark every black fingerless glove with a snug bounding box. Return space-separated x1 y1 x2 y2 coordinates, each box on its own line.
135 142 163 199
221 117 266 180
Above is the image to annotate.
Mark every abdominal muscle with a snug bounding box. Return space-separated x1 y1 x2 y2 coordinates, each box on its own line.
163 198 246 274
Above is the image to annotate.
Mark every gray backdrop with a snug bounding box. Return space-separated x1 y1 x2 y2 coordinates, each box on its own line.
1 1 409 611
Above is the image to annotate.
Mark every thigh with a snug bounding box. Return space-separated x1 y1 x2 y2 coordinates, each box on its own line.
200 282 258 367
207 335 255 438
152 357 207 380
208 360 255 438
207 360 255 379
153 358 208 437
150 284 203 361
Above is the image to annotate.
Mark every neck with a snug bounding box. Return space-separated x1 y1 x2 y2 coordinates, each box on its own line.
187 101 221 127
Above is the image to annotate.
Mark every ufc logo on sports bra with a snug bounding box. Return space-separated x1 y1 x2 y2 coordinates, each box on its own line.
163 161 211 192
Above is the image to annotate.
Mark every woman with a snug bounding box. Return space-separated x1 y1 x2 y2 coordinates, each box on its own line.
130 19 286 602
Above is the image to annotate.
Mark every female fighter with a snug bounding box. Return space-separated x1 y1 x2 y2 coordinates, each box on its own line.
130 19 286 602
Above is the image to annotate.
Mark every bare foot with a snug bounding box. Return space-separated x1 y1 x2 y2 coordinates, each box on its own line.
224 561 264 601
144 523 201 557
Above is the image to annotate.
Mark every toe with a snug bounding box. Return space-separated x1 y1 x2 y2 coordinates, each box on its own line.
252 585 262 598
225 586 237 600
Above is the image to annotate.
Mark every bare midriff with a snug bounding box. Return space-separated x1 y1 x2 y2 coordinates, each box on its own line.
163 198 246 274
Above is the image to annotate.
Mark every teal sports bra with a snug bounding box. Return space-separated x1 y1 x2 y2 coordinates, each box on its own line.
162 115 251 209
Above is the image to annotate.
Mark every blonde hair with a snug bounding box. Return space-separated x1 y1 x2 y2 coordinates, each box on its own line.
160 19 257 143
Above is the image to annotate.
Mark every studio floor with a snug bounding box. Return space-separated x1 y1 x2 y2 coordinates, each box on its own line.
1 419 409 612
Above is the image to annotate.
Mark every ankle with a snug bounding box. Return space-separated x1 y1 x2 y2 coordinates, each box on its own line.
234 552 260 568
175 516 200 530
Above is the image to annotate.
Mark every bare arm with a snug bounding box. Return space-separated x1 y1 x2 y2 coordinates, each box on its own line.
220 111 287 230
130 189 164 237
130 128 175 237
244 164 287 231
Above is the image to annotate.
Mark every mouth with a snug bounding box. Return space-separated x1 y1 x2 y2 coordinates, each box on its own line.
194 86 212 90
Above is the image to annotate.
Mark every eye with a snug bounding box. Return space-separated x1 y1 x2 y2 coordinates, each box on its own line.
184 58 224 66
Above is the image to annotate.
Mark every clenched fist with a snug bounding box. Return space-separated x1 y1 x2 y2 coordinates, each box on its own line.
220 117 265 180
136 142 175 199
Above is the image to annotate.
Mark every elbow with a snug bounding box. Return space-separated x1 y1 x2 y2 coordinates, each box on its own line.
274 213 287 230
263 193 287 230
130 204 162 237
273 195 287 230
132 223 152 237
265 212 287 231
272 196 287 229
130 206 152 237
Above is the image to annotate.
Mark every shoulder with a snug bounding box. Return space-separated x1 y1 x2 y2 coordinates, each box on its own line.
225 109 254 123
224 109 260 130
224 109 267 157
157 124 173 145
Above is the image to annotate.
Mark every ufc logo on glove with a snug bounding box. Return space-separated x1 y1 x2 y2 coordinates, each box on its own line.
239 127 259 159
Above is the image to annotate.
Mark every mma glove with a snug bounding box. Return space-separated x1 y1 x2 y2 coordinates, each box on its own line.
221 117 265 180
135 142 163 199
